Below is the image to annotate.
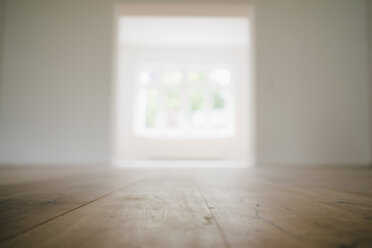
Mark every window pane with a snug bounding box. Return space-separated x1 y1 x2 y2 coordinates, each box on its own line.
187 71 206 85
190 91 206 128
190 91 204 112
162 71 183 86
213 92 225 109
145 89 159 128
140 70 159 85
165 91 181 128
210 91 228 128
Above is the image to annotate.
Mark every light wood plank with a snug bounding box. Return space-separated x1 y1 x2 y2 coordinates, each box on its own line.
1 171 226 248
0 167 371 248
196 168 372 248
0 168 142 242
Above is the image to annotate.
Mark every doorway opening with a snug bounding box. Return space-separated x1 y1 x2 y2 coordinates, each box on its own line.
112 4 255 167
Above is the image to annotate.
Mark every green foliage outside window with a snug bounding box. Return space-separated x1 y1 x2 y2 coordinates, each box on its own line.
144 69 230 130
213 92 225 109
167 91 180 110
187 72 206 84
190 92 204 112
162 71 183 86
146 89 159 128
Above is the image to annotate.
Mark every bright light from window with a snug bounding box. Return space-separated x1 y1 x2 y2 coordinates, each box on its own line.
134 66 235 138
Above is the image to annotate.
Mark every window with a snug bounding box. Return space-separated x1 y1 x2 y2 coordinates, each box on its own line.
112 5 254 163
134 65 235 137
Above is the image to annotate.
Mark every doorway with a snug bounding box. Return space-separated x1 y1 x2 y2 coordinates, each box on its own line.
112 4 255 166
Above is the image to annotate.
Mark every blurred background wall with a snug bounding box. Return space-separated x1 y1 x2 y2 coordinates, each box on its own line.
0 0 371 166
367 0 372 166
0 0 5 160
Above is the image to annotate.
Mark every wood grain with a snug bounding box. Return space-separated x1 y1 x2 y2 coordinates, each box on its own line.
0 167 371 248
0 168 142 242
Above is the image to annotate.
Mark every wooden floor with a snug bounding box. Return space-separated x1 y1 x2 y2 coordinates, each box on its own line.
0 166 372 248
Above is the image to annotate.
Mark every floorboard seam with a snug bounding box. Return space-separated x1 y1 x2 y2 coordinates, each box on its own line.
0 178 144 244
199 190 231 248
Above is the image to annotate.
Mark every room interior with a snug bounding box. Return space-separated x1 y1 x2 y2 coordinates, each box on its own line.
0 0 372 247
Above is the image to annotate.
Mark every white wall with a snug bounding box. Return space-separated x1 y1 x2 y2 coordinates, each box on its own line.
0 0 4 85
0 0 112 164
0 0 5 157
367 0 372 163
0 0 370 166
256 0 370 165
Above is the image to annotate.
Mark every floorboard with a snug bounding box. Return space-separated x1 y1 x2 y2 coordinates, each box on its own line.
0 167 371 248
